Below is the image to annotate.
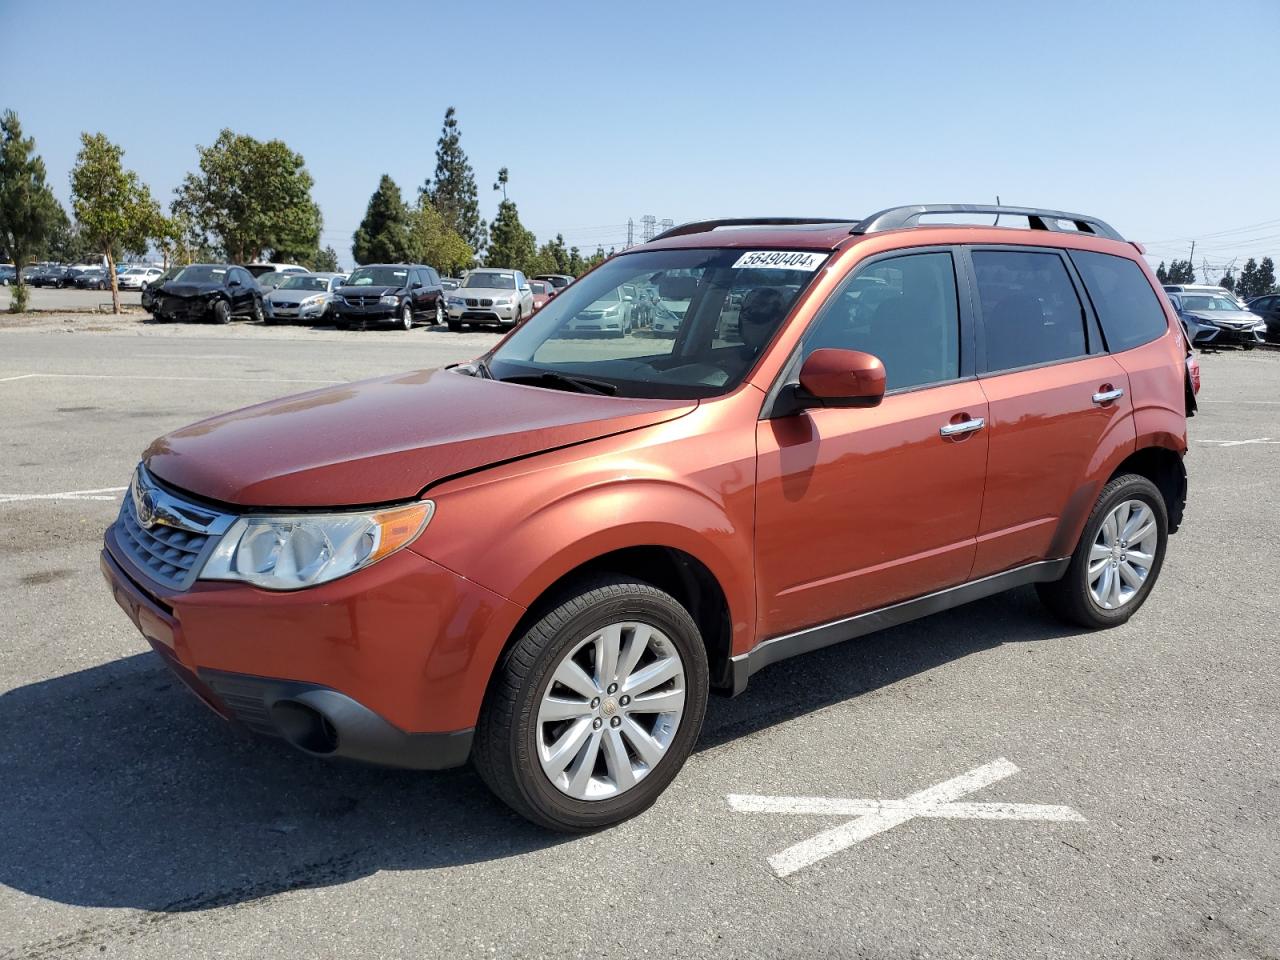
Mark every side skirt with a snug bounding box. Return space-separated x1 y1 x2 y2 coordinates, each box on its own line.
729 558 1070 695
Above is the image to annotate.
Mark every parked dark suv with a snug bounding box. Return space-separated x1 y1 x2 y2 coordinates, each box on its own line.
333 264 446 330
152 264 266 324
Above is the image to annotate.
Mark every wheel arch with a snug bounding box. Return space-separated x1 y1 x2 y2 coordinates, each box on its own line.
496 544 736 694
1109 446 1187 533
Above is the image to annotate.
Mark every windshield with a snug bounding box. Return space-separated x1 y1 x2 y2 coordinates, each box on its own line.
279 275 328 291
1182 295 1242 312
488 247 825 399
174 265 227 283
465 271 517 290
345 266 409 287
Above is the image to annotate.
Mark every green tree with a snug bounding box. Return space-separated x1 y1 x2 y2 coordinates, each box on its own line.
1257 256 1276 296
312 245 340 272
423 107 485 252
567 245 586 276
1237 258 1259 299
69 132 161 314
0 109 63 310
1164 258 1195 284
352 174 414 264
1156 261 1169 284
485 198 537 272
173 129 321 264
408 197 473 275
582 246 614 273
533 233 571 274
1218 271 1235 294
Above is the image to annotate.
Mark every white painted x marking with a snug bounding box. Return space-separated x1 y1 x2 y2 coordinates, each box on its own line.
729 758 1084 877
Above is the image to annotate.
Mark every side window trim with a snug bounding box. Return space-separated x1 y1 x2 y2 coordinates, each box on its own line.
760 244 974 418
961 244 1093 377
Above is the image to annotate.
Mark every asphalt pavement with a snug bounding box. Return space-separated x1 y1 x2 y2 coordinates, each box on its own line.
1 316 1277 959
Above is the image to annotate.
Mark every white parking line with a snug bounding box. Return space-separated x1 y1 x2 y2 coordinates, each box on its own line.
1196 438 1279 446
1198 399 1280 404
0 373 341 385
729 758 1084 878
0 486 127 503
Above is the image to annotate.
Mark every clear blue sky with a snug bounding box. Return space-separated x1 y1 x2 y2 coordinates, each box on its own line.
2 0 1277 273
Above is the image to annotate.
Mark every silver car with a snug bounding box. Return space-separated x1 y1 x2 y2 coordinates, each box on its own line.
264 273 347 325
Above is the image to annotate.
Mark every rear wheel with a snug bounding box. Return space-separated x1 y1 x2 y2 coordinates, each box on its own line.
1036 473 1168 629
434 301 444 325
473 576 709 832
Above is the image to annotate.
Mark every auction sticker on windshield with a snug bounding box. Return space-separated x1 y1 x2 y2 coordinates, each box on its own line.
732 251 826 271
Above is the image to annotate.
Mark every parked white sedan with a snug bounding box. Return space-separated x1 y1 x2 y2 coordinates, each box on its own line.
117 266 165 290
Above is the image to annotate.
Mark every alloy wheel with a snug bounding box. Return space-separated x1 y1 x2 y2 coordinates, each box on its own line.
536 621 686 801
1088 499 1158 610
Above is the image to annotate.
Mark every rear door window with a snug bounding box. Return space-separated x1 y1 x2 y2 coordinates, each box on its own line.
803 251 960 391
972 250 1086 372
1069 251 1169 351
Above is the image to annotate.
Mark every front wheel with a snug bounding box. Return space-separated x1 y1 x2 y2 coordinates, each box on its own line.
400 301 414 330
1036 473 1168 629
210 300 231 324
473 576 709 832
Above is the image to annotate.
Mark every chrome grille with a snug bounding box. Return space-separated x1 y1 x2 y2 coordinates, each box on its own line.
112 468 236 590
345 295 381 307
465 298 494 308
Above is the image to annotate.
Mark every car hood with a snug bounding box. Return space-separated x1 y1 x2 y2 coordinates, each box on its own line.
143 368 696 507
337 284 401 297
268 291 320 304
1186 309 1258 323
161 281 224 298
456 287 514 299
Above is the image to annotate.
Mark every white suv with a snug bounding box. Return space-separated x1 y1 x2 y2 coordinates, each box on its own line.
446 268 536 331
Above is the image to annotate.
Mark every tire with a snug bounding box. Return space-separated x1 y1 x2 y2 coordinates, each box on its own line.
400 300 414 330
210 299 231 325
1035 473 1168 629
250 297 265 323
473 575 709 832
447 319 461 332
434 301 444 325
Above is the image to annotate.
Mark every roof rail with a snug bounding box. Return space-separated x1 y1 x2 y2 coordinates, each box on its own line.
851 204 1124 242
652 217 856 241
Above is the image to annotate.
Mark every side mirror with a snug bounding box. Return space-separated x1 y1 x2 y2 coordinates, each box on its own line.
410 281 423 289
229 278 242 287
779 348 885 415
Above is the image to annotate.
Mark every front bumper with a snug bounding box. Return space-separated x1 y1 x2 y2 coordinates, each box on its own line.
268 301 327 322
101 525 525 768
447 303 516 324
156 296 215 321
333 304 397 323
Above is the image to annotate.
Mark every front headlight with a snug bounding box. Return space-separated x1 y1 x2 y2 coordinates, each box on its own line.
493 297 512 305
301 295 322 306
447 296 465 306
379 294 400 306
199 501 433 590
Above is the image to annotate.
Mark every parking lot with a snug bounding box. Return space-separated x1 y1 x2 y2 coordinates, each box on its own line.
1 318 1277 959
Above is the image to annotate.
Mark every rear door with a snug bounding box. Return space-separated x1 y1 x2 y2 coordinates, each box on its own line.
755 248 989 638
965 246 1135 578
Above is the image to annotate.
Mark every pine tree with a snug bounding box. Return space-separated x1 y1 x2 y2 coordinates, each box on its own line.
1219 271 1235 293
1237 258 1259 299
312 245 340 272
424 107 485 253
1156 262 1169 284
485 198 536 272
351 175 414 265
0 110 63 310
1257 257 1276 297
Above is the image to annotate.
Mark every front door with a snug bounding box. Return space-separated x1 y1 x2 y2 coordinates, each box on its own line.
755 249 989 639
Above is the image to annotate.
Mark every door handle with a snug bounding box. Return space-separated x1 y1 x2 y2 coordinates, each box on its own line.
1092 388 1124 404
939 417 985 437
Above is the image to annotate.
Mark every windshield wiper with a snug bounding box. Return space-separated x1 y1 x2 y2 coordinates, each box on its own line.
500 371 618 396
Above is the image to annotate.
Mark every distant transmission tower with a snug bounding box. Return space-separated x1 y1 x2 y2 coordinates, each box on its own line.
641 215 657 242
626 218 635 248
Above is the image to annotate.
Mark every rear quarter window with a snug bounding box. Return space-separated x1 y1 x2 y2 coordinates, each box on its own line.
1069 251 1169 352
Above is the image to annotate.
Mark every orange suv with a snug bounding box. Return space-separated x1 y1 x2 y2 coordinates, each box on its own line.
101 204 1194 830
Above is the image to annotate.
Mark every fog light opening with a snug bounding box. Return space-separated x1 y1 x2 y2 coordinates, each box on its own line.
271 700 338 755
